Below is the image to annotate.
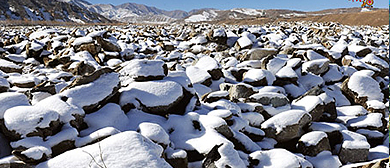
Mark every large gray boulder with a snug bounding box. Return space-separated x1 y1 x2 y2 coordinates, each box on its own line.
224 83 257 101
3 106 61 140
239 48 278 61
341 70 383 107
72 36 101 56
120 80 193 116
60 68 120 114
118 59 168 85
261 110 312 142
296 131 331 156
248 92 289 108
338 130 370 164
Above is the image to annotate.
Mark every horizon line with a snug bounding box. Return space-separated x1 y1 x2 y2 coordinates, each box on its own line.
88 1 388 13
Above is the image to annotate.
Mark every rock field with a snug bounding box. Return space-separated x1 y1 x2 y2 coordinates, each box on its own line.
0 22 388 168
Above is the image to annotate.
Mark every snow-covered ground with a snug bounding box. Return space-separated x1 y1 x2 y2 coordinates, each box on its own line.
0 22 388 168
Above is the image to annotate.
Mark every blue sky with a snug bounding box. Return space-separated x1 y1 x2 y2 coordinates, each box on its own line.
88 0 388 11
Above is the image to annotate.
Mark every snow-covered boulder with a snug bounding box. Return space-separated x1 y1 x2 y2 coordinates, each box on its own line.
305 50 327 61
306 151 342 168
241 111 265 128
158 41 175 51
292 95 324 121
0 59 22 73
138 122 170 148
202 143 246 168
349 45 372 57
201 91 229 103
3 106 60 140
10 136 52 164
190 44 205 54
261 56 288 75
243 69 275 86
35 95 85 130
60 68 120 114
368 145 389 161
120 80 192 116
302 59 329 75
248 92 289 109
337 105 368 117
321 64 344 84
346 113 386 132
118 59 168 85
296 86 337 121
361 54 389 77
226 31 239 47
338 130 370 164
330 42 348 60
309 122 345 147
261 110 312 142
186 66 212 86
29 81 57 95
76 127 120 148
296 131 331 156
50 40 66 56
249 148 313 168
235 36 253 50
195 56 224 80
341 70 383 107
7 74 40 88
26 40 45 61
106 58 122 67
225 83 257 101
356 129 385 147
66 61 96 76
36 131 172 168
72 36 101 56
165 148 188 168
0 92 30 120
207 28 227 45
366 100 386 116
239 48 278 61
228 67 248 82
96 36 121 52
241 125 265 142
79 103 128 137
274 66 299 86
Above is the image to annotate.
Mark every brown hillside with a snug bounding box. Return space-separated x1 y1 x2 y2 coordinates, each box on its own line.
277 9 388 27
213 9 388 27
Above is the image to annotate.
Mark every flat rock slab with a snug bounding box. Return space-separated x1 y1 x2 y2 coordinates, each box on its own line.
120 80 187 116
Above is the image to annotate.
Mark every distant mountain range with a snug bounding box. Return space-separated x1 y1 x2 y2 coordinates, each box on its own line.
0 0 386 24
65 1 268 23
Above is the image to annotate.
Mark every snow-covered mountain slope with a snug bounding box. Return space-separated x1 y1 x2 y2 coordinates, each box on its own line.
184 8 266 22
0 0 111 23
231 8 266 16
62 1 190 23
185 10 219 22
87 3 182 23
57 0 92 8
